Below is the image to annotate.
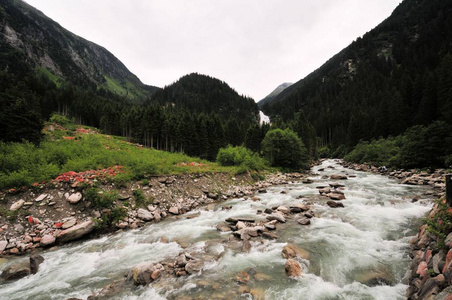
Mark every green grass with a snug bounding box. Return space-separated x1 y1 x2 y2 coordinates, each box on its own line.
36 67 62 87
101 76 146 101
0 115 240 190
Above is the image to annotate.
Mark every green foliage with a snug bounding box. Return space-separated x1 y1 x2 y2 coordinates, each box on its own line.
94 206 127 229
318 146 331 159
132 189 149 207
216 145 267 172
84 187 118 210
425 199 452 249
345 121 452 168
261 128 309 170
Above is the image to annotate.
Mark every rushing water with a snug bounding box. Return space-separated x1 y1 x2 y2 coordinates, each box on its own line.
0 160 434 300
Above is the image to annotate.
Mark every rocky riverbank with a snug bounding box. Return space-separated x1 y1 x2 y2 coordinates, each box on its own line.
0 172 289 257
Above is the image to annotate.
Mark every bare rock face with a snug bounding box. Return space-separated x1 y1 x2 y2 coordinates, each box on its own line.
285 259 302 277
57 220 95 243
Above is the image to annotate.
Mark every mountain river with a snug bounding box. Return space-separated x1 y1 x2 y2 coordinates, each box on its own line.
0 160 434 299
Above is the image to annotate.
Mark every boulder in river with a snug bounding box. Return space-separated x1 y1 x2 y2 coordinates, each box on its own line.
327 201 344 208
329 193 346 200
57 220 95 243
285 259 302 277
30 254 44 275
129 262 164 285
267 212 286 223
330 174 348 180
185 260 204 274
353 266 395 286
282 244 310 260
0 261 30 281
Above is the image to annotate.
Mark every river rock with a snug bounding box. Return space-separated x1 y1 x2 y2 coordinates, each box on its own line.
290 204 309 213
330 174 348 180
137 208 154 221
329 182 345 188
35 194 48 202
168 207 179 215
329 193 346 200
433 251 446 274
57 220 95 243
285 259 302 277
250 288 266 300
417 275 444 299
0 261 30 281
435 286 452 300
67 192 83 204
267 212 286 223
88 279 126 299
40 234 56 246
185 260 203 274
242 240 252 252
297 218 311 225
30 254 44 274
62 218 77 229
327 201 344 208
10 200 25 211
0 240 7 252
277 206 290 214
282 244 310 260
353 266 395 286
129 262 164 285
236 221 247 230
216 222 231 232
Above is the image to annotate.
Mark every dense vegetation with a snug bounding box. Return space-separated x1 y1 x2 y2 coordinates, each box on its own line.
260 0 452 168
0 115 237 190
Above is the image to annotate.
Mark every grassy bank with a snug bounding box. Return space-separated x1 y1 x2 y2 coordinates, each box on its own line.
0 116 240 191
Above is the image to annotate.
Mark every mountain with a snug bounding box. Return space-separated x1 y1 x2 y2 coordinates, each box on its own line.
148 73 259 122
258 82 292 108
0 0 157 100
260 0 452 148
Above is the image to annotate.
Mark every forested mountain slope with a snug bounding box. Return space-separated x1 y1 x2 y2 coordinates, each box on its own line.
260 0 452 149
258 82 292 108
148 73 259 122
0 0 156 99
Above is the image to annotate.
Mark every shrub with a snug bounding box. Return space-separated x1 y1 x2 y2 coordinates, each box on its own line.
84 187 118 210
261 128 309 170
425 199 452 249
133 189 148 207
216 145 267 172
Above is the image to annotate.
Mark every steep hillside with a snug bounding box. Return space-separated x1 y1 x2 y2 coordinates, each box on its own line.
0 0 157 99
261 0 452 148
258 82 292 108
148 73 259 122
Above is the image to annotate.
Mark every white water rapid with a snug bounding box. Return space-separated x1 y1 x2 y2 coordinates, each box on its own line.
0 160 433 300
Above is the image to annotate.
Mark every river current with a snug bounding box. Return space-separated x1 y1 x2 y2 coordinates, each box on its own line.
0 160 433 299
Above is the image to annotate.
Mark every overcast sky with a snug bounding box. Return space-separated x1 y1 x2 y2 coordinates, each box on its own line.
24 0 401 101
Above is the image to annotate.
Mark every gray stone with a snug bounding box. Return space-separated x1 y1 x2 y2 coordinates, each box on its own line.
435 286 452 300
0 240 7 252
330 174 348 180
35 194 48 202
57 220 95 243
0 261 30 281
67 192 83 204
216 222 231 232
62 218 77 229
129 262 164 285
267 212 286 223
297 218 311 225
168 207 179 215
30 255 44 275
137 208 154 221
185 260 203 274
14 224 25 233
10 200 25 211
40 234 56 246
